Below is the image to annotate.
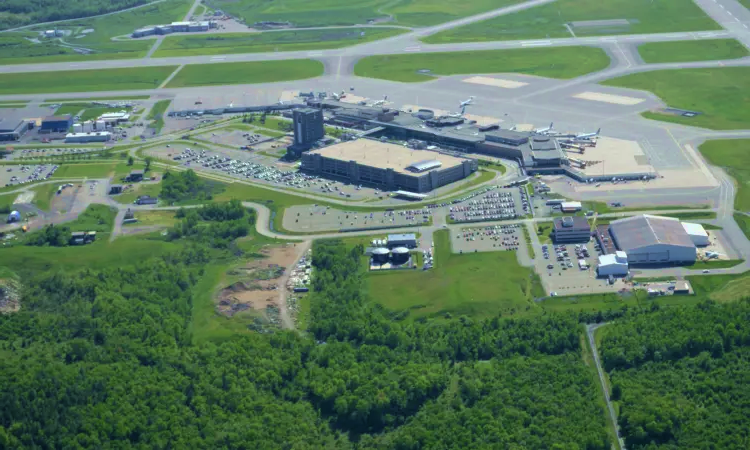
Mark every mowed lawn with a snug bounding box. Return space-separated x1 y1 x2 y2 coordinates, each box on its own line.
153 28 407 57
366 230 544 319
602 67 750 130
698 139 750 211
51 162 122 179
637 39 749 64
354 47 610 82
208 0 521 28
0 66 178 95
423 0 721 43
165 60 324 88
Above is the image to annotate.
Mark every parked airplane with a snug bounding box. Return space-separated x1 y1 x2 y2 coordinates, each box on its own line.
372 95 388 106
576 128 601 139
331 90 346 100
460 96 475 107
534 122 554 134
446 104 468 118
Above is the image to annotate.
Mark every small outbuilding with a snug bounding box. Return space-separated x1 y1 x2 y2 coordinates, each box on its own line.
682 222 710 247
7 210 21 223
597 251 629 277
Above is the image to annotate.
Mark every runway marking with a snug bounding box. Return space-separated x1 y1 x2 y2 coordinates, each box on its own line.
521 40 551 46
744 24 749 28
404 46 421 52
462 76 528 89
307 51 323 57
572 91 645 105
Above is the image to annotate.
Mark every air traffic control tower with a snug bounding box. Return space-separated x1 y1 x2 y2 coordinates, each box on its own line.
288 108 324 157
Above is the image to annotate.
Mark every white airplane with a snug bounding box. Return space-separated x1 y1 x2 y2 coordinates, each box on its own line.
372 95 388 106
460 96 475 107
278 98 285 105
705 251 724 259
446 104 468 118
331 90 345 100
576 128 601 140
535 122 554 134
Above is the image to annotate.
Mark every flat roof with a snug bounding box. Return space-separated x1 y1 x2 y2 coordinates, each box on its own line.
389 233 416 241
554 216 589 231
308 140 467 175
610 214 695 250
43 115 72 122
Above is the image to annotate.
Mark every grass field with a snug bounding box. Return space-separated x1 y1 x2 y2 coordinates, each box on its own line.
354 47 610 82
0 66 178 95
154 27 407 57
124 210 178 227
116 182 162 204
637 39 749 64
30 183 60 211
734 213 750 241
602 68 750 130
43 96 151 102
146 99 172 133
0 234 180 274
687 270 750 303
698 139 750 210
0 0 192 65
423 0 721 43
208 0 521 28
164 60 324 88
365 229 545 319
51 162 121 179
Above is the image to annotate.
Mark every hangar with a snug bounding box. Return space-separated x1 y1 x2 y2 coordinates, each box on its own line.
609 215 697 265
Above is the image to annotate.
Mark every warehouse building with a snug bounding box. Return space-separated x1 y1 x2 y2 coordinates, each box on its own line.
40 115 73 133
597 251 629 277
682 222 710 246
609 215 697 265
387 233 417 249
64 132 111 143
132 21 213 37
552 216 591 243
301 140 477 193
0 114 32 142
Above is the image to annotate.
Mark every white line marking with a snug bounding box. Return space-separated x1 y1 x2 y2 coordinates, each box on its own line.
404 46 421 52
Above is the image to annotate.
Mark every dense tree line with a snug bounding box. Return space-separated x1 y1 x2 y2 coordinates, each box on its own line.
0 230 614 447
161 169 218 204
601 301 750 449
25 223 71 246
0 0 148 30
168 200 255 248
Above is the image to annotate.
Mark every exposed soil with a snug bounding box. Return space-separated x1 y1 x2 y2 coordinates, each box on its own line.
0 279 20 314
215 244 299 317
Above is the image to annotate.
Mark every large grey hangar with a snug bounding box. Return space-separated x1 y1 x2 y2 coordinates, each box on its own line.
609 215 697 265
301 140 478 192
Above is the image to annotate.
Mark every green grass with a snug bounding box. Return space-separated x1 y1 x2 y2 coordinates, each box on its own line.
0 234 180 274
685 259 744 270
208 0 522 28
154 27 408 57
0 66 178 95
0 0 192 65
116 182 162 204
602 68 750 130
637 39 749 64
687 270 750 303
423 0 721 43
354 47 611 82
147 99 172 133
521 225 535 259
365 229 545 319
124 210 178 227
67 204 118 232
51 162 121 179
699 140 750 210
164 60 324 88
30 183 60 211
43 96 151 102
535 222 553 244
734 213 750 241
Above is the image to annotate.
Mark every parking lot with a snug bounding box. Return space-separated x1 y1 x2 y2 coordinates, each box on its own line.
284 204 431 232
451 224 523 253
5 147 109 161
1 164 59 187
446 186 529 223
535 239 624 295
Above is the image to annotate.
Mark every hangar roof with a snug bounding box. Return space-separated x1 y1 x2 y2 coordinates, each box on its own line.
610 214 695 251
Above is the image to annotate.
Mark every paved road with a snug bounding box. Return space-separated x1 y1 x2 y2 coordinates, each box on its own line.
587 323 624 450
0 0 747 74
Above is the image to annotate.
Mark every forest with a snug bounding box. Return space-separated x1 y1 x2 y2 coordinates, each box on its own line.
600 301 750 449
0 221 616 448
0 0 149 30
161 169 219 204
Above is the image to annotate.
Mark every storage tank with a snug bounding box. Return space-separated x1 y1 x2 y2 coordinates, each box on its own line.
83 121 93 132
72 123 83 133
371 247 390 264
7 210 21 223
95 120 105 130
390 247 410 264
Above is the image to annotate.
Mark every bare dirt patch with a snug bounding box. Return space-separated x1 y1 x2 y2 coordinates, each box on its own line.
215 244 299 317
0 278 21 314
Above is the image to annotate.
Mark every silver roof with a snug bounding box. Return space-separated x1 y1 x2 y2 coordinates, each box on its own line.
372 247 390 255
406 159 442 172
610 215 694 250
391 247 410 254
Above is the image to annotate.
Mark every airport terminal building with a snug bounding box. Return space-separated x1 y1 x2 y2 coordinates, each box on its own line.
301 140 478 193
